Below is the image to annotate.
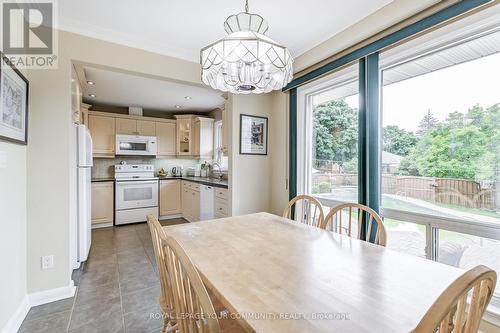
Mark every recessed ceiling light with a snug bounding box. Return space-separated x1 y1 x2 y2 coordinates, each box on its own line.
175 105 182 109
184 96 192 100
87 80 95 85
88 94 96 98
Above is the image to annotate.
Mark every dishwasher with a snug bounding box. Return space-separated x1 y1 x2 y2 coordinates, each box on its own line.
200 185 215 220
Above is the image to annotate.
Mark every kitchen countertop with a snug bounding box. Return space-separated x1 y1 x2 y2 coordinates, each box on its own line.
159 176 228 189
91 176 228 189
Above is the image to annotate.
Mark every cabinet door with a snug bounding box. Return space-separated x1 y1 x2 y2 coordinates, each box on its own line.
199 120 214 158
91 182 114 225
181 184 190 218
176 118 192 155
193 120 200 156
160 180 181 216
222 104 229 152
88 115 115 157
116 118 137 135
191 190 200 221
137 120 156 136
156 122 176 156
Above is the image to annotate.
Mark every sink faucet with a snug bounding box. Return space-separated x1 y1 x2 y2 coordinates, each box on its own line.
212 162 224 180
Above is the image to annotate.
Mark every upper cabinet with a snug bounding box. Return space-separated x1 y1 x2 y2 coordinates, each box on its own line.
156 121 176 156
176 116 192 156
116 118 156 136
88 114 116 158
193 117 214 158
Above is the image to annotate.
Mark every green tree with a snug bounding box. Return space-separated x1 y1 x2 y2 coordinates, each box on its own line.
313 99 358 162
416 109 439 137
383 125 418 156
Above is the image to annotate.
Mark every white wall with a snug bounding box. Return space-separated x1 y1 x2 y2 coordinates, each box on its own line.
0 142 27 330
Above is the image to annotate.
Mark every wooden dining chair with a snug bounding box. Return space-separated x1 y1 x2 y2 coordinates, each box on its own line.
413 265 497 333
162 235 222 333
283 195 325 228
321 203 387 246
147 214 176 333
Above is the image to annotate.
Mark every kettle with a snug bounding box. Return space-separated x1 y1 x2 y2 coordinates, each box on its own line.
171 166 183 177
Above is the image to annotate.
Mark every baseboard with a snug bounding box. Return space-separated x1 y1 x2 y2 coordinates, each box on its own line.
1 295 30 333
159 213 183 220
91 222 113 229
28 281 76 307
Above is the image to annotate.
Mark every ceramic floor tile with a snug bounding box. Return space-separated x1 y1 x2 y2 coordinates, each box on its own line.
69 297 122 331
121 284 161 315
123 304 164 333
19 310 71 333
24 298 74 322
74 281 120 308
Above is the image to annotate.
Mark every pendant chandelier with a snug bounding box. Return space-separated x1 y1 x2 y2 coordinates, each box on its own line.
200 0 293 94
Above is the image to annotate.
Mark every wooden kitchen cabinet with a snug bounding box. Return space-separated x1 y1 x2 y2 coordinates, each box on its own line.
137 120 156 136
116 118 137 135
215 188 229 218
156 121 176 156
88 114 115 157
181 181 201 222
159 180 181 216
193 117 214 158
116 118 156 136
91 181 114 227
176 116 192 155
222 104 229 153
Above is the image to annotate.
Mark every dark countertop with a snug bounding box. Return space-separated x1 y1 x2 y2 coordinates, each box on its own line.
91 178 115 183
159 176 228 189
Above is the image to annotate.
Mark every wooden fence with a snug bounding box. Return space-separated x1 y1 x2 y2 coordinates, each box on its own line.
314 172 497 209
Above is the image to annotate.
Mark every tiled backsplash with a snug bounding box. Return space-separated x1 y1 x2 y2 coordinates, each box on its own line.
92 157 209 178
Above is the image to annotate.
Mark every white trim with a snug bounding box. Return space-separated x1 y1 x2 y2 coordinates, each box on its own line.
159 213 183 220
1 296 30 333
91 222 113 229
28 281 76 307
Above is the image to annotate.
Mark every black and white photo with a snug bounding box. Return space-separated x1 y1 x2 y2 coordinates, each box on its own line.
240 114 268 155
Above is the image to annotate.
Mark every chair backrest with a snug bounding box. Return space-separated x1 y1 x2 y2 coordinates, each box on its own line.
413 265 497 333
283 195 325 228
321 203 387 246
146 214 174 315
163 235 221 333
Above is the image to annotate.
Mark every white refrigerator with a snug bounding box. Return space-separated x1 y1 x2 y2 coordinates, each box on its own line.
76 125 93 265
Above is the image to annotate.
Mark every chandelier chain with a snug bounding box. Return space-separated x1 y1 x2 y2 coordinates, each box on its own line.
245 0 249 13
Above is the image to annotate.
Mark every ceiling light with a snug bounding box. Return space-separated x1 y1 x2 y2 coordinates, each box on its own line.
184 96 192 100
175 105 182 109
88 94 96 98
200 0 293 94
87 80 95 85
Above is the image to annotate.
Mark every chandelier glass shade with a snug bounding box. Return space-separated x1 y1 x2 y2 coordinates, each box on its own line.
200 5 293 94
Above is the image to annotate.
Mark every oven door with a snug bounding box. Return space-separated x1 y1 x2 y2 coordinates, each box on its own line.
115 180 158 210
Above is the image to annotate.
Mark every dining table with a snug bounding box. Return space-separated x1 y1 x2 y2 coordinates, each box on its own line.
163 212 464 333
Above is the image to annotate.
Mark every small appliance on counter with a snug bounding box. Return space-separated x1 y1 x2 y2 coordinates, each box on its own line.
158 168 167 177
185 167 196 177
171 166 183 177
115 164 158 225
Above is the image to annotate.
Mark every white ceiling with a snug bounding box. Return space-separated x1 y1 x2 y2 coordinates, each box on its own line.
59 0 393 63
82 67 225 112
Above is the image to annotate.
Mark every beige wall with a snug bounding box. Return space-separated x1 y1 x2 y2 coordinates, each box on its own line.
26 30 202 293
0 142 27 330
229 94 273 215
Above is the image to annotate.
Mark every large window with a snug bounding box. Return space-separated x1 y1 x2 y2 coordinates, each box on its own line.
379 8 500 301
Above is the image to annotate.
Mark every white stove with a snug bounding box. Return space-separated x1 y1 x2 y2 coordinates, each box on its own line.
114 164 158 225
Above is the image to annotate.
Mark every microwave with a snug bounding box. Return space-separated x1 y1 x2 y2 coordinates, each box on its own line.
116 135 157 156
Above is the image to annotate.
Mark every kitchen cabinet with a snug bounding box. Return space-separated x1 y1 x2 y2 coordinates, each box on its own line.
176 116 192 155
156 122 176 156
137 120 156 136
91 181 114 227
193 117 214 158
215 188 229 218
222 103 229 153
116 118 156 136
159 180 181 216
88 114 115 157
181 181 201 222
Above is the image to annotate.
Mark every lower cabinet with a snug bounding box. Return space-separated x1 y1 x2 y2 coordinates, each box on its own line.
181 181 201 221
214 188 229 218
159 180 181 216
91 181 114 227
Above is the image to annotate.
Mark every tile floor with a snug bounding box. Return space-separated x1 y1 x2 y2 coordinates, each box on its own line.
19 219 186 333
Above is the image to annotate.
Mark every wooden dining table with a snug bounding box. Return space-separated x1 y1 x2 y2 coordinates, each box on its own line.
163 212 464 333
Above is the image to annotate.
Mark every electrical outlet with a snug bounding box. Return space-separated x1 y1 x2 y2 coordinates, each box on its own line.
41 255 54 270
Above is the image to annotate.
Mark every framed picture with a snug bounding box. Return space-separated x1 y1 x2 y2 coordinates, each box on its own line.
240 114 268 155
0 53 29 145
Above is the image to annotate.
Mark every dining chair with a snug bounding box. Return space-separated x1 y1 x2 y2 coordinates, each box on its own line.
147 214 176 333
321 203 387 246
162 235 222 333
283 195 325 228
413 265 497 333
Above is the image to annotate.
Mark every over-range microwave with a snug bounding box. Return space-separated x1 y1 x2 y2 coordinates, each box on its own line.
115 135 157 156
